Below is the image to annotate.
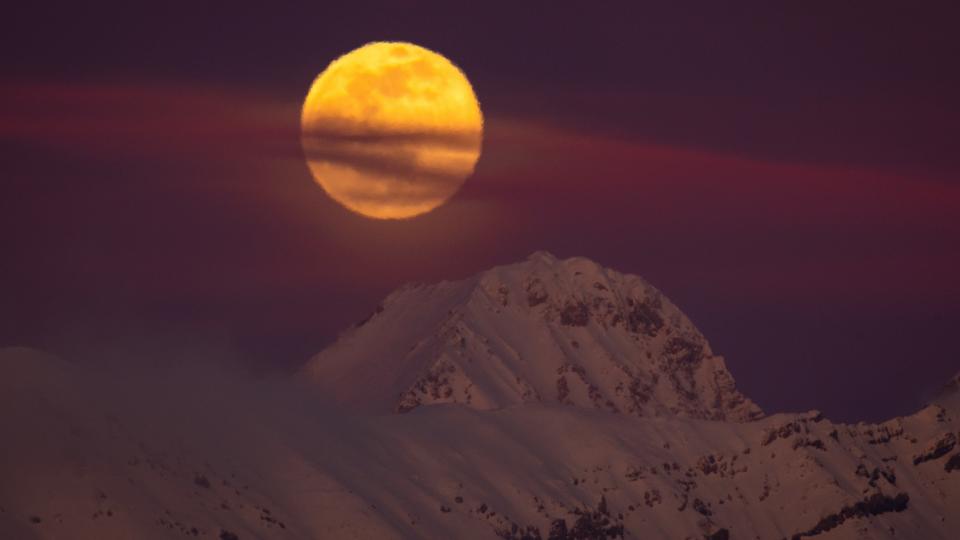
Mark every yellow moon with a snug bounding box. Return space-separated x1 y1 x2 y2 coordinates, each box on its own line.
301 42 483 219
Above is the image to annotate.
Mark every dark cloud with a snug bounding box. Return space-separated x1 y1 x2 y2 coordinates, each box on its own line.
301 128 482 148
301 132 477 186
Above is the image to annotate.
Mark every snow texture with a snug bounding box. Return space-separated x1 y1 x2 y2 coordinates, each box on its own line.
304 252 763 421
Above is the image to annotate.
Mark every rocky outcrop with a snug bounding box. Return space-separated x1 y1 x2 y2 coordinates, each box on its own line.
791 493 909 539
913 432 957 465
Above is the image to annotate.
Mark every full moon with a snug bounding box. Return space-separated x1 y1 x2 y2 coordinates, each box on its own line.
301 42 483 219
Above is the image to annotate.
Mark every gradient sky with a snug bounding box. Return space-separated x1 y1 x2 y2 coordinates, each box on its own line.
2 2 959 422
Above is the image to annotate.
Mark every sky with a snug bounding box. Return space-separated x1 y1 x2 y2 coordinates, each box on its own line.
2 2 959 422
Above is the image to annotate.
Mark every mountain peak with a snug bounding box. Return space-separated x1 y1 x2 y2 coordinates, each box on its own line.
932 371 960 410
303 254 763 421
526 250 558 262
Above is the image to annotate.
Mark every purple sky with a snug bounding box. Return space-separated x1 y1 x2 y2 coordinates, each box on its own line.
2 2 959 421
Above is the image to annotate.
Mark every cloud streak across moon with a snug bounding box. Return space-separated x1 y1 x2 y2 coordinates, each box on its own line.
301 42 483 219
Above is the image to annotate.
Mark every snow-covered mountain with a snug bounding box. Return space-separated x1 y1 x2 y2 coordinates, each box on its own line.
2 254 958 539
303 252 762 421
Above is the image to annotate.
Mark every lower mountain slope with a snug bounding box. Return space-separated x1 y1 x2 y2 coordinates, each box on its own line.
2 347 958 539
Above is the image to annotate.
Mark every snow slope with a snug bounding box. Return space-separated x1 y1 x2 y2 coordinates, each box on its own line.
303 252 762 421
1 347 959 539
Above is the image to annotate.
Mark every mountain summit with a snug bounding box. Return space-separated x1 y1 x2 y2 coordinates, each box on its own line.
303 252 763 421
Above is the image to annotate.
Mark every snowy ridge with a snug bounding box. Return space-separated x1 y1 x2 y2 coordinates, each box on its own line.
303 252 763 421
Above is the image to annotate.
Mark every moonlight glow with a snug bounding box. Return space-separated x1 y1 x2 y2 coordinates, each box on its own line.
301 42 483 219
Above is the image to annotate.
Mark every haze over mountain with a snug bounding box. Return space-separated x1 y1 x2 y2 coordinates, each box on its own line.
2 255 958 539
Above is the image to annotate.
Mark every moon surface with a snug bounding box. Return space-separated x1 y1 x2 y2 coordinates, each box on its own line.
301 42 483 219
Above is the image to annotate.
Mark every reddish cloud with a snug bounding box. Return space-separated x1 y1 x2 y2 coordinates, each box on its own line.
466 117 960 305
0 81 296 159
3 81 957 312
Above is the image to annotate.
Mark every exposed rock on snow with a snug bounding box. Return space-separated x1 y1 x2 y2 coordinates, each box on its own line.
913 432 957 465
303 252 762 421
790 492 910 539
